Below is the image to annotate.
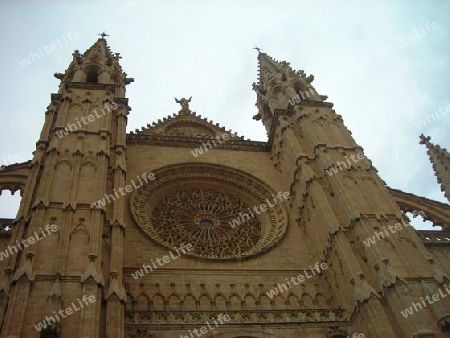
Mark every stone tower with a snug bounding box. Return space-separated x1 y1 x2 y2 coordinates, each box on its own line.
0 38 449 337
0 37 134 337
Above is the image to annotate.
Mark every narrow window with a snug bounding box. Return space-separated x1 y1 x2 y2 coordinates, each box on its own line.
86 69 98 83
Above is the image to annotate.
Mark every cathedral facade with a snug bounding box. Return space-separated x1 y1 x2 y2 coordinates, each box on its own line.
0 38 449 337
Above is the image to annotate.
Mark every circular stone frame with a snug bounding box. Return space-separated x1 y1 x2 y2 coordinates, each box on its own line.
130 163 289 260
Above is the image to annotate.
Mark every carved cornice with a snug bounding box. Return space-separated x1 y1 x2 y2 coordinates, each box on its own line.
0 161 31 172
114 97 129 106
125 309 348 327
417 230 450 247
126 133 269 152
50 93 63 102
65 82 117 93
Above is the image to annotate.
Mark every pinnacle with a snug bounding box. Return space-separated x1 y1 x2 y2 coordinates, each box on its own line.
419 135 450 203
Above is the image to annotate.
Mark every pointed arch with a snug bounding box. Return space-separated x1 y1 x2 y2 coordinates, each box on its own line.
244 293 258 310
302 292 314 308
229 293 242 310
194 293 209 311
49 155 71 201
76 154 96 202
86 67 99 83
258 294 273 310
66 219 89 274
167 293 182 310
136 293 150 311
287 293 301 309
315 292 328 308
213 293 226 311
150 293 165 311
182 294 197 310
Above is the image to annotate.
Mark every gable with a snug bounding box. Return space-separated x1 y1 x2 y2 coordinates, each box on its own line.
133 111 244 140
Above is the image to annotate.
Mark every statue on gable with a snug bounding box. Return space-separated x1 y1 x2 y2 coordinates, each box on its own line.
174 96 192 114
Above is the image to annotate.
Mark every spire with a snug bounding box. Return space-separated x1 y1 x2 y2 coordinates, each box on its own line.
252 51 326 134
256 51 315 84
257 52 290 85
420 134 450 203
81 37 115 62
53 36 134 95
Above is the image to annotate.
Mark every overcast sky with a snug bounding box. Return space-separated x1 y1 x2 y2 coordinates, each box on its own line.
0 0 448 230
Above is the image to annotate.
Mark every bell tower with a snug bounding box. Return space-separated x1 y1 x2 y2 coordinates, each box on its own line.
0 36 133 337
252 51 450 336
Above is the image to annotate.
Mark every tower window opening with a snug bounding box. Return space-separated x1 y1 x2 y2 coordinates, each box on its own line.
86 69 99 83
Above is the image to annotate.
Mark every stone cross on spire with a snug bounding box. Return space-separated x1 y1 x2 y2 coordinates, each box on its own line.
98 31 109 39
253 46 262 53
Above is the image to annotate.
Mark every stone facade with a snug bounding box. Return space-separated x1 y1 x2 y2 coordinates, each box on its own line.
0 38 449 337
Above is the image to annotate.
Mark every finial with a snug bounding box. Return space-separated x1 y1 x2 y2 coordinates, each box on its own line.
98 31 109 39
419 134 431 145
253 46 263 53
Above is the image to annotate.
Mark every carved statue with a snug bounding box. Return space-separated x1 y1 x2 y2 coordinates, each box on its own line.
174 96 192 113
123 72 134 85
306 74 314 83
72 50 83 64
252 82 266 96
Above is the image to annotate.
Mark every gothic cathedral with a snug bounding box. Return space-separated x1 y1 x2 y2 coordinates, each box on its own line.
0 37 450 338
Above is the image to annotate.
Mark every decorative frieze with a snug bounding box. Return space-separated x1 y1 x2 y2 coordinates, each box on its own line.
125 308 348 326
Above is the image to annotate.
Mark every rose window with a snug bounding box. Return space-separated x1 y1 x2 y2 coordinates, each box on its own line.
130 164 289 260
151 189 261 258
